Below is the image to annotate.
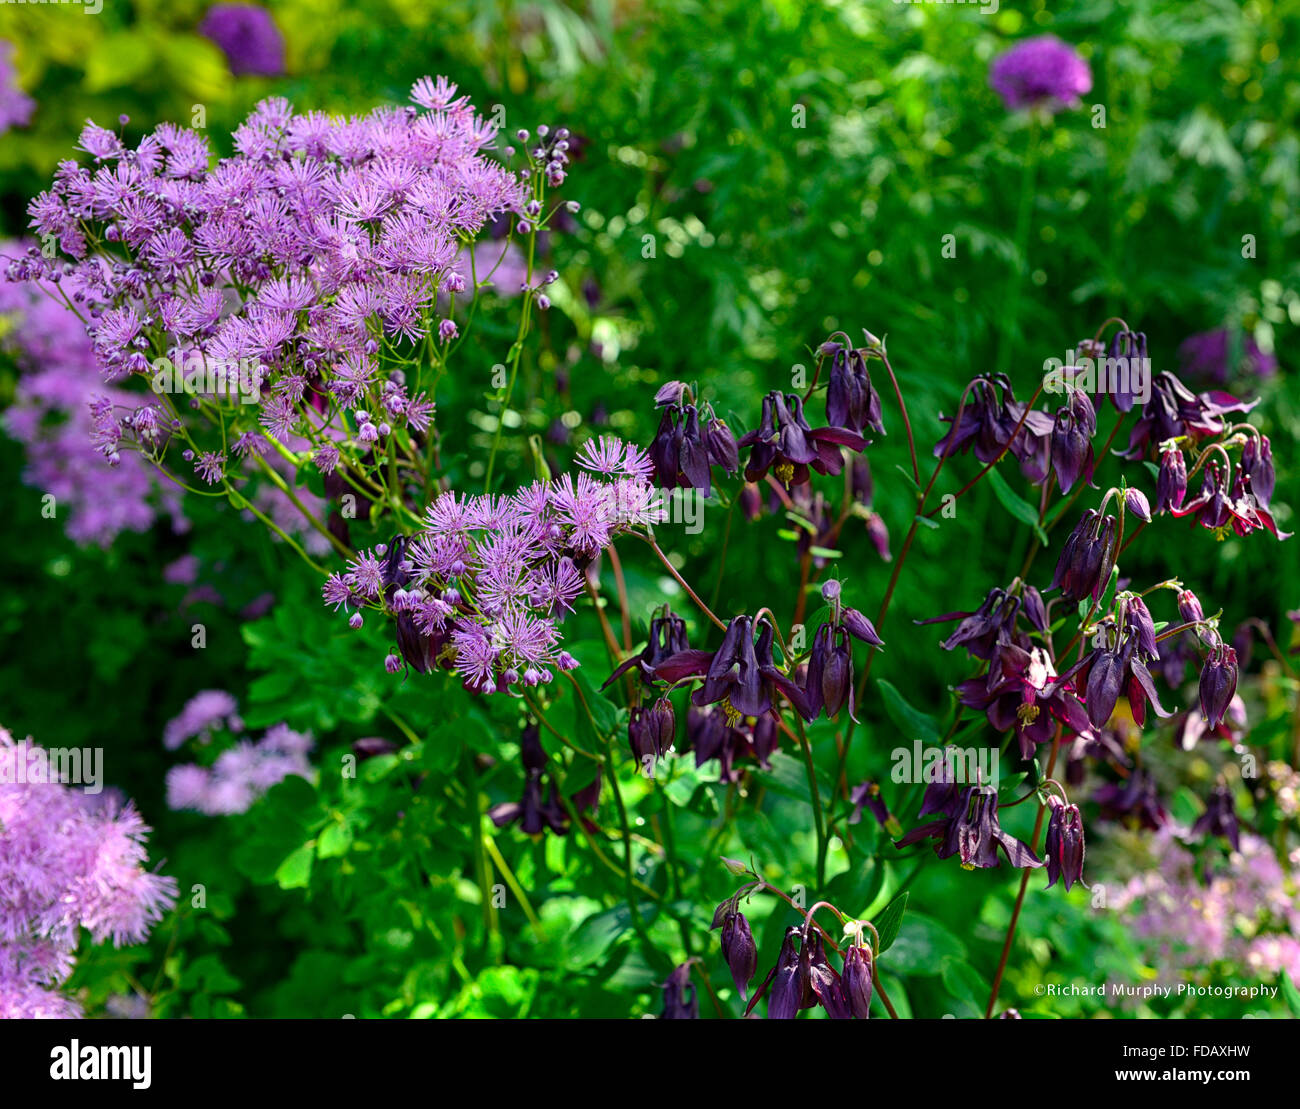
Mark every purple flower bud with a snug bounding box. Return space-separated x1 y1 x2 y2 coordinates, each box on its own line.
1199 643 1238 729
384 652 402 673
1123 487 1152 523
1241 433 1274 506
840 944 874 1018
1044 798 1086 891
348 612 364 629
1123 596 1158 659
821 579 841 602
1050 390 1096 493
1177 588 1204 625
704 416 739 474
719 911 758 1000
1155 448 1187 512
841 607 884 647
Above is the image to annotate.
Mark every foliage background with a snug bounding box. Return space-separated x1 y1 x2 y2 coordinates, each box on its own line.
1 0 1297 1018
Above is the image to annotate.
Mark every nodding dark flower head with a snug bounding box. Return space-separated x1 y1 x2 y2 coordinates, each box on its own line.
603 609 690 689
661 962 698 1019
1050 388 1097 493
1198 641 1238 729
1077 632 1169 729
704 415 740 475
764 927 805 1020
895 784 1043 871
718 910 758 1000
1122 595 1159 660
934 374 1054 483
1191 781 1241 851
850 454 874 506
1044 797 1087 892
1172 459 1290 540
1101 330 1148 412
825 344 885 437
655 615 803 727
1155 447 1188 512
739 390 868 488
1240 433 1274 506
957 644 1090 759
1051 508 1116 603
1093 768 1167 831
1119 371 1256 460
919 586 1025 660
840 944 874 1019
628 698 675 765
488 724 570 837
649 403 712 491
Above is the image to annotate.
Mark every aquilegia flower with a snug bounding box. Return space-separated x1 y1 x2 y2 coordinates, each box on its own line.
739 391 868 487
896 784 1043 870
989 35 1093 113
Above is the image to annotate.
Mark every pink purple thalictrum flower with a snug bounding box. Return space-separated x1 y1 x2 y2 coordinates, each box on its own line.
0 725 177 1018
198 3 286 77
163 693 314 816
324 436 657 687
0 40 34 134
989 35 1093 114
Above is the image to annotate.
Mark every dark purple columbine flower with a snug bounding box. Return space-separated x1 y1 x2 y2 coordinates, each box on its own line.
1118 372 1256 460
762 927 806 1020
684 705 752 783
824 343 885 438
1191 782 1241 851
918 585 1027 661
1198 641 1238 729
660 962 698 1019
1075 633 1170 729
957 644 1090 759
488 722 570 836
198 4 286 77
603 609 690 690
1122 595 1158 660
717 910 758 1000
1240 433 1274 507
654 615 803 726
1051 508 1117 603
739 390 868 487
895 785 1043 871
1171 460 1290 540
1093 768 1167 831
1098 330 1150 412
649 403 735 492
1155 447 1188 512
1050 388 1097 494
627 698 675 765
989 35 1093 113
933 374 1054 483
1043 797 1086 892
840 944 873 1019
848 780 897 835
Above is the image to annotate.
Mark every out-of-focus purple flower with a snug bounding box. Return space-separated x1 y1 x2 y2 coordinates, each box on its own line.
989 35 1093 113
162 689 242 750
1192 782 1241 851
0 41 35 133
1178 328 1278 385
660 963 698 1019
1093 768 1167 831
165 712 314 816
198 4 285 77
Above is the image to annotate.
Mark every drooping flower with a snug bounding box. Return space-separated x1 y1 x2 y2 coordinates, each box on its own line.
1191 782 1241 851
739 391 868 487
895 784 1043 870
1044 797 1087 892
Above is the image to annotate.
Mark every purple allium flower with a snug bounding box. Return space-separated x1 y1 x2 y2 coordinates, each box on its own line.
0 41 35 133
198 4 286 77
989 35 1093 114
0 726 177 1018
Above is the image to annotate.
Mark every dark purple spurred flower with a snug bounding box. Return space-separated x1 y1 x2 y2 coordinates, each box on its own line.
848 780 898 835
762 927 806 1020
1050 388 1097 493
802 930 851 1019
1171 459 1289 540
488 722 569 836
957 644 1090 759
1044 797 1086 891
1093 768 1167 831
684 705 753 782
660 962 698 1019
603 609 690 690
824 343 885 437
649 403 719 492
1198 641 1238 729
989 35 1093 113
918 586 1027 661
1240 433 1274 506
717 909 758 1000
1051 508 1116 603
1118 372 1256 460
739 390 868 487
1178 328 1278 385
1075 632 1169 729
1099 330 1149 412
627 698 675 765
933 374 1054 484
895 785 1043 870
1191 782 1241 851
654 615 803 726
1155 447 1188 512
198 4 286 77
1122 595 1158 660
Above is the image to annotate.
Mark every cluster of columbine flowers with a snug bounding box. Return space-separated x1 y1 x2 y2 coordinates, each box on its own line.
162 690 315 816
0 726 177 1018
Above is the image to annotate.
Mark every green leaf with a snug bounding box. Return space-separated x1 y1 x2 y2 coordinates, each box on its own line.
886 912 967 976
877 679 940 744
1281 969 1300 1017
873 891 909 953
83 33 155 92
986 467 1048 545
317 822 353 859
275 844 315 890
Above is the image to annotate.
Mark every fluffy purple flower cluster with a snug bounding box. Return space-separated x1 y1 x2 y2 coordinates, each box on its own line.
989 35 1093 113
0 726 177 1018
166 718 315 816
12 77 556 493
323 436 660 688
